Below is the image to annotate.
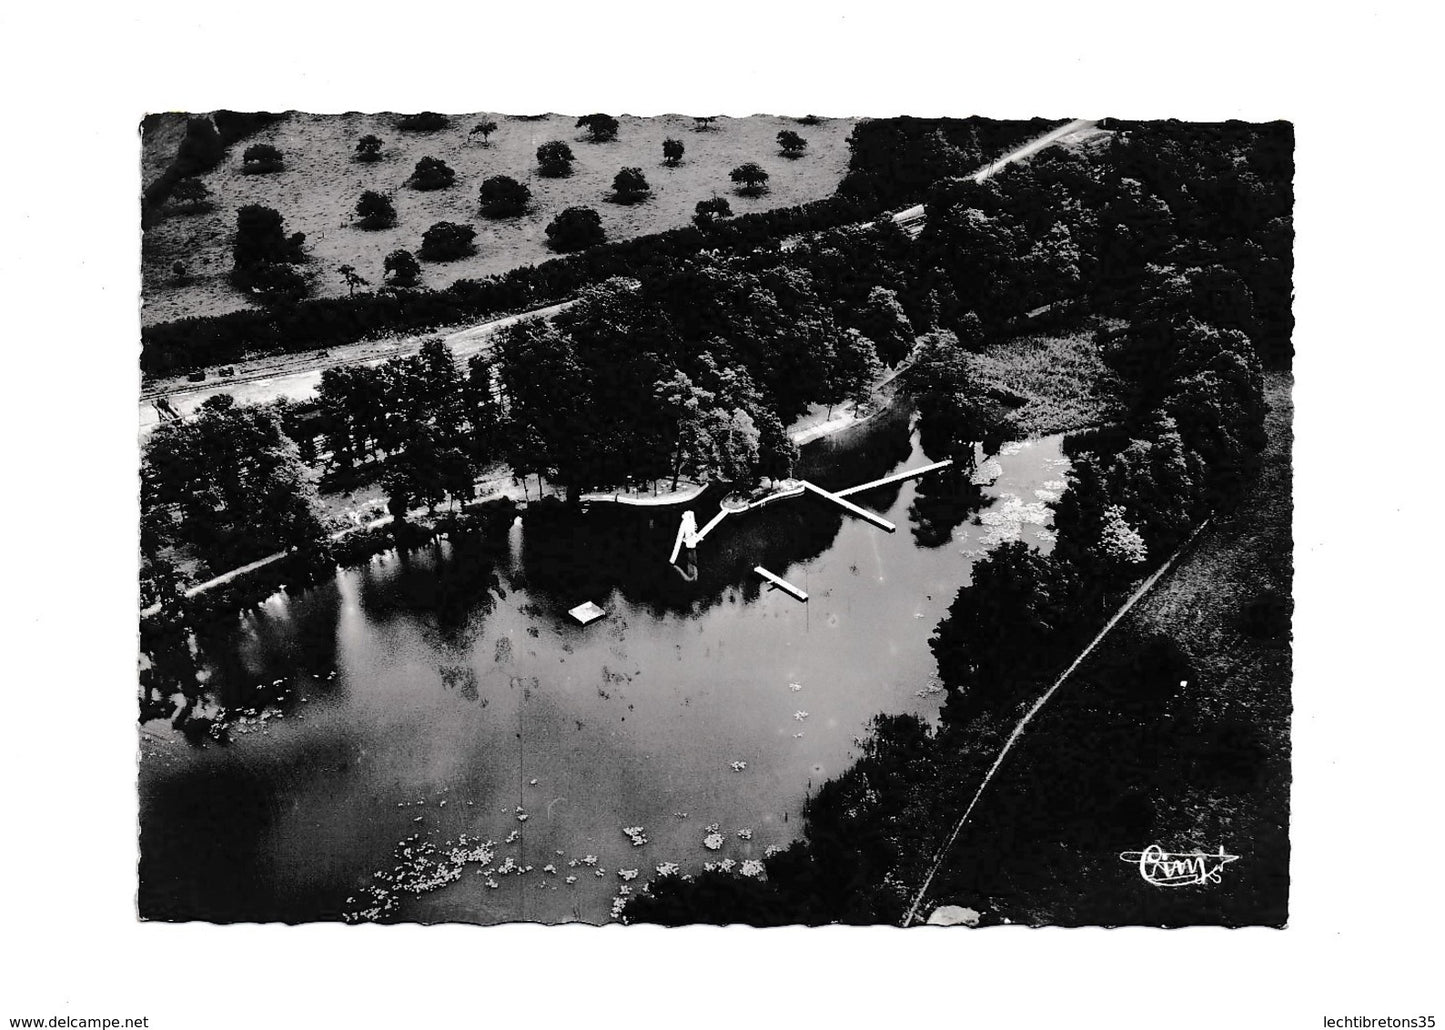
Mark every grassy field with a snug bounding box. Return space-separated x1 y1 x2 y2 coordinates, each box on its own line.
925 371 1293 925
965 316 1127 436
140 112 857 326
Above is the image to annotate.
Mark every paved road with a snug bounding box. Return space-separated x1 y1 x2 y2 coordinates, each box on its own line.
138 301 573 436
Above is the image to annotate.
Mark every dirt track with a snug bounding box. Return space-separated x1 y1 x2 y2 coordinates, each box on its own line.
138 300 572 435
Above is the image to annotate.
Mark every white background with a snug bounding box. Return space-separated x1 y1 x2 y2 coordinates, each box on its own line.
1 2 1440 1026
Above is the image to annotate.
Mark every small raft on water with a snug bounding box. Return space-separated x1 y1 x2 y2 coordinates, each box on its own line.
567 601 607 626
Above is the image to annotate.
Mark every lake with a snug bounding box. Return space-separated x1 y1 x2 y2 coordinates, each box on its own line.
138 406 1069 923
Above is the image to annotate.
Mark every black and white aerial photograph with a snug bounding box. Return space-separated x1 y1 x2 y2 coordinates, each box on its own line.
135 109 1294 930
6 3 1443 1028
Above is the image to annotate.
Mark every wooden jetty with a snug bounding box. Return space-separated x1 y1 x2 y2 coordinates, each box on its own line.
665 461 951 565
693 507 732 543
835 459 953 498
754 566 808 602
801 481 897 533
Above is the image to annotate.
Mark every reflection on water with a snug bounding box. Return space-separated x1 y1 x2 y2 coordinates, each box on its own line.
138 411 1069 923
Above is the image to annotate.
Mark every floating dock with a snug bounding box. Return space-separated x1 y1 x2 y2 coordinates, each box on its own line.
567 601 607 626
754 566 808 602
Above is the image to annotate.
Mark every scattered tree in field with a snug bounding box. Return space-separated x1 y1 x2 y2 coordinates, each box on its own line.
576 113 619 142
242 143 284 174
478 175 531 218
611 167 651 204
537 140 576 177
406 156 456 190
693 115 717 132
355 190 396 229
729 162 770 196
662 138 684 167
469 118 498 144
233 204 306 271
545 206 605 252
171 261 188 283
419 221 477 261
355 134 384 162
398 112 450 131
170 177 211 213
692 196 732 227
338 264 369 297
797 114 823 126
384 248 421 287
777 129 808 158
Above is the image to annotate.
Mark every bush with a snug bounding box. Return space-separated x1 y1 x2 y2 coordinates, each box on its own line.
355 190 396 230
233 205 305 270
662 138 684 167
242 143 284 174
537 140 575 178
478 175 531 218
693 196 732 227
242 261 310 303
777 129 808 157
611 167 650 204
419 222 477 262
170 177 211 213
398 112 450 132
730 162 770 195
355 134 384 162
384 249 421 287
545 206 605 252
407 156 456 191
576 113 619 142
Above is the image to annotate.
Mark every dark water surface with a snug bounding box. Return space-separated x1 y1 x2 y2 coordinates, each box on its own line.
139 409 1069 923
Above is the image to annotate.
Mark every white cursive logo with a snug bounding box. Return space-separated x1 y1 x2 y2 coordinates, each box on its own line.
1119 845 1240 887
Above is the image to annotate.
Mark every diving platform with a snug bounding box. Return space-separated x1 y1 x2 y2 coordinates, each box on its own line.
754 566 808 602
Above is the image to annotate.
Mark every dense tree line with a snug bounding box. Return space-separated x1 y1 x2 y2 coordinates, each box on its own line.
836 115 1057 210
315 339 502 516
141 396 331 580
493 275 806 500
918 120 1293 368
